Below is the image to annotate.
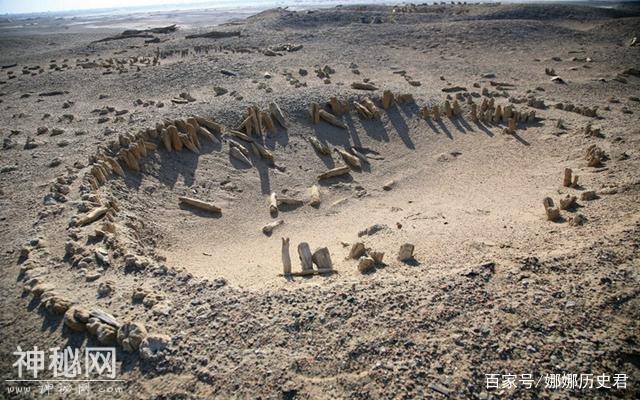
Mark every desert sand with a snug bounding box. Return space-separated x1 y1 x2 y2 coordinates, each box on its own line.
0 2 639 399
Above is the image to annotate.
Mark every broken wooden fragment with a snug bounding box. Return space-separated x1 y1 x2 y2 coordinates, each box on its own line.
559 195 577 210
383 180 395 190
239 116 253 135
494 105 502 122
262 220 284 235
269 102 287 128
179 196 221 213
382 90 394 109
309 185 321 207
229 146 251 166
282 237 292 275
161 129 172 151
105 157 124 177
351 82 378 91
370 251 385 264
251 141 274 162
470 103 478 122
180 134 199 154
317 165 351 180
78 207 109 227
298 242 314 271
452 100 461 116
349 242 366 259
196 126 218 143
269 192 278 214
358 256 376 273
334 148 361 169
503 105 513 122
398 243 415 262
354 102 373 119
350 147 369 165
174 119 188 133
421 106 430 119
571 175 579 188
362 98 381 118
432 105 440 120
167 125 183 151
278 197 303 207
329 97 341 115
194 115 222 134
504 118 516 135
260 111 276 133
91 165 106 185
319 110 346 129
310 103 320 124
563 168 572 187
185 122 201 149
227 129 253 143
543 197 561 221
585 145 606 167
309 136 330 155
312 247 333 270
444 101 453 117
122 150 140 171
249 107 261 136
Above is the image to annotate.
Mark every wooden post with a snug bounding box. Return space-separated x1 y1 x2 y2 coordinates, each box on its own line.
563 168 572 187
282 237 291 275
312 247 333 270
298 242 313 271
310 185 321 207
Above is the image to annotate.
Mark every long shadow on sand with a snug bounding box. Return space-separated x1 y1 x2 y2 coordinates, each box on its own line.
386 104 415 149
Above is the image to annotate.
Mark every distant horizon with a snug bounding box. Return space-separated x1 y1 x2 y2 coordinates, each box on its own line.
0 0 619 16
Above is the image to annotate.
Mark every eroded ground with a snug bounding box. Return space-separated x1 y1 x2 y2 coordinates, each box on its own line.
0 3 639 399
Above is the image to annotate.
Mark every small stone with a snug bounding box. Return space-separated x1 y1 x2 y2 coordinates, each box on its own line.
1 165 18 173
96 324 117 344
64 307 86 332
569 214 587 226
213 86 228 96
85 272 101 282
581 191 597 201
24 136 41 149
97 281 113 297
132 287 150 302
151 301 172 316
139 333 172 360
117 322 148 353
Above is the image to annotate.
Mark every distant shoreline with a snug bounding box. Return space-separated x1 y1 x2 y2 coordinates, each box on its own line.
2 0 627 18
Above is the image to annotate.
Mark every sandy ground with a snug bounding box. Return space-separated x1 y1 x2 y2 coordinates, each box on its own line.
0 2 639 399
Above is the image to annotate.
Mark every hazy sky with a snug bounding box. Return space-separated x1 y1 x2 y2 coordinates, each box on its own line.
0 0 223 14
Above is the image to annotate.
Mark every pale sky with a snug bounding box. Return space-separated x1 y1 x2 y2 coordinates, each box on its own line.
0 0 224 14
